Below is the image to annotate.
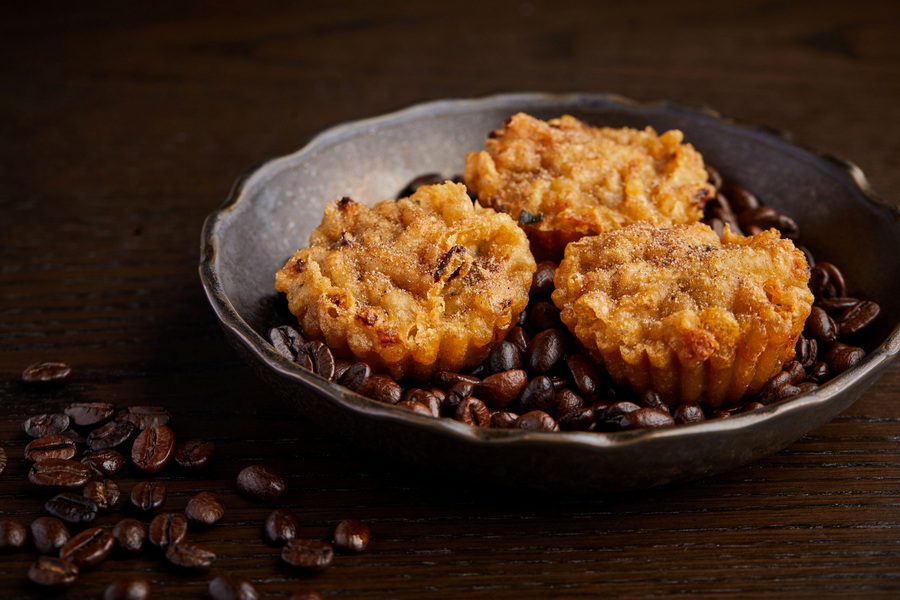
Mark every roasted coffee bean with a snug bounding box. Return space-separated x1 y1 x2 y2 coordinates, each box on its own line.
0 517 27 551
807 361 830 383
115 405 171 430
268 325 305 361
25 434 77 462
432 370 480 390
706 217 726 237
506 325 530 355
264 508 301 545
237 465 286 501
818 262 847 297
112 518 146 554
300 340 336 380
515 375 555 414
758 370 794 399
794 336 818 368
30 516 69 554
565 354 600 398
454 397 491 427
525 328 566 375
617 407 675 430
557 407 595 431
209 575 260 600
131 424 175 473
338 362 372 393
149 512 188 550
165 543 216 571
490 410 520 429
837 300 880 335
798 244 816 268
365 374 403 405
333 519 370 554
782 360 807 385
817 296 861 314
45 493 98 524
185 491 225 527
28 555 79 588
796 382 819 394
722 183 760 213
82 449 126 478
87 419 136 451
65 402 115 428
396 172 444 198
290 591 324 600
638 390 670 413
528 301 562 331
281 539 334 572
825 342 866 374
443 381 474 416
744 224 763 235
531 261 557 297
804 306 838 342
293 349 314 371
737 205 776 230
104 577 151 600
742 401 766 412
475 369 527 409
598 401 641 429
763 383 802 404
84 479 121 512
22 361 73 386
61 429 86 444
333 359 353 380
131 480 167 512
29 458 91 492
673 403 706 425
554 388 586 417
516 410 560 432
60 526 114 568
403 389 441 417
23 413 71 438
173 438 216 471
706 164 723 190
486 341 522 374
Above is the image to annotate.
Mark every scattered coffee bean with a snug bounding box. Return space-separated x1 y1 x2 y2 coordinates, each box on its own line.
300 340 336 380
531 261 557 296
338 362 372 393
638 390 670 413
506 325 530 355
475 369 527 409
817 296 860 314
87 419 136 451
565 354 600 397
184 491 225 527
165 543 216 571
30 516 70 554
673 404 705 425
396 172 445 198
525 328 566 375
397 399 434 417
486 341 522 374
84 479 121 512
618 407 675 430
131 480 167 512
209 575 260 600
22 361 73 386
65 402 115 427
825 342 866 374
28 555 79 588
557 407 595 431
515 375 555 414
116 405 172 430
45 493 98 524
82 449 126 478
333 519 371 554
28 458 91 492
131 424 175 473
0 517 27 551
804 306 838 342
112 518 146 554
554 388 586 417
807 361 830 383
528 301 562 331
268 325 305 361
237 465 286 501
23 413 71 438
173 438 216 471
149 512 188 550
722 183 760 213
490 410 520 429
104 577 151 600
794 336 818 368
454 397 491 427
837 300 880 335
264 508 302 545
25 434 77 462
515 410 560 432
281 539 334 572
366 374 403 405
59 526 114 568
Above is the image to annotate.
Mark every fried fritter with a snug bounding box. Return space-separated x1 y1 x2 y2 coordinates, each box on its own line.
274 182 536 381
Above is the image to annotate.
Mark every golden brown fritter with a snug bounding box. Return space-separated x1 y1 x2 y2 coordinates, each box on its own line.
552 222 813 406
464 113 715 259
274 182 536 381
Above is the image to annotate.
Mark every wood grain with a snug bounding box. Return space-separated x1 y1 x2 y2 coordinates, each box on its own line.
2 1 899 597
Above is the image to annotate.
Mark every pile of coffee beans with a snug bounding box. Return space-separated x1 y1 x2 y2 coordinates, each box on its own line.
1 367 369 599
267 170 882 433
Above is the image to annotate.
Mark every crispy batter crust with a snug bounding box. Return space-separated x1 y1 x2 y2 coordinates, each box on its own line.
275 182 536 381
552 222 813 406
464 113 714 259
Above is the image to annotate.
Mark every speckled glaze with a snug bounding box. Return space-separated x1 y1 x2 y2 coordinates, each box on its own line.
200 93 900 493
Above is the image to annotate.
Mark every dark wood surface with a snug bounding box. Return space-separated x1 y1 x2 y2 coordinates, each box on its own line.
2 1 899 597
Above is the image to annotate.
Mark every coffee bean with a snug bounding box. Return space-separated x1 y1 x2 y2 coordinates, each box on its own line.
28 556 79 588
84 479 121 512
515 375 555 414
173 438 216 471
432 370 481 390
30 516 69 554
131 480 167 512
25 434 77 462
0 517 27 552
60 526 114 568
209 575 260 600
528 301 562 331
303 341 336 380
525 328 566 375
149 512 188 550
112 518 146 554
365 374 403 405
65 402 115 428
268 325 305 361
618 407 675 430
23 413 71 438
290 591 324 600
597 401 641 429
29 458 91 492
722 183 760 213
794 336 818 368
506 325 530 355
796 382 819 394
237 465 286 501
554 388 586 417
637 390 670 413
557 407 595 431
443 381 474 416
396 172 444 198
565 354 600 398
807 361 830 383
762 383 802 404
531 261 557 297
333 519 370 554
673 403 705 425
515 411 560 432
22 361 73 386
837 300 880 335
742 401 766 412
818 262 847 297
454 397 491 427
338 362 372 393
104 577 151 600
475 369 527 409
87 419 136 451
281 539 334 572
404 388 441 417
131 424 175 473
45 493 98 524
825 342 866 374
737 205 777 230
758 369 794 399
61 429 86 445
165 543 216 571
817 296 860 314
804 306 838 342
706 164 723 190
264 509 301 545
185 491 225 527
487 341 522 374
82 449 126 478
115 406 171 430
490 410 520 429
397 399 435 417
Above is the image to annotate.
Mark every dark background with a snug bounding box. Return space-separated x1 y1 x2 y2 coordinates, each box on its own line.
2 1 899 598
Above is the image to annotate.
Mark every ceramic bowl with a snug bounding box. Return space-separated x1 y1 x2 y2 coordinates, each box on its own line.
200 93 900 493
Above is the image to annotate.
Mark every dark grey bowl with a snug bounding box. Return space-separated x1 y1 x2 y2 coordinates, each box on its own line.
200 93 900 493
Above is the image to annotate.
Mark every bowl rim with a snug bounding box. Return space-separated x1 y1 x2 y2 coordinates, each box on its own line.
199 91 900 452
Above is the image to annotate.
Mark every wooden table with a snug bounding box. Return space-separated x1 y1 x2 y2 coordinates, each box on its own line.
2 1 899 597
